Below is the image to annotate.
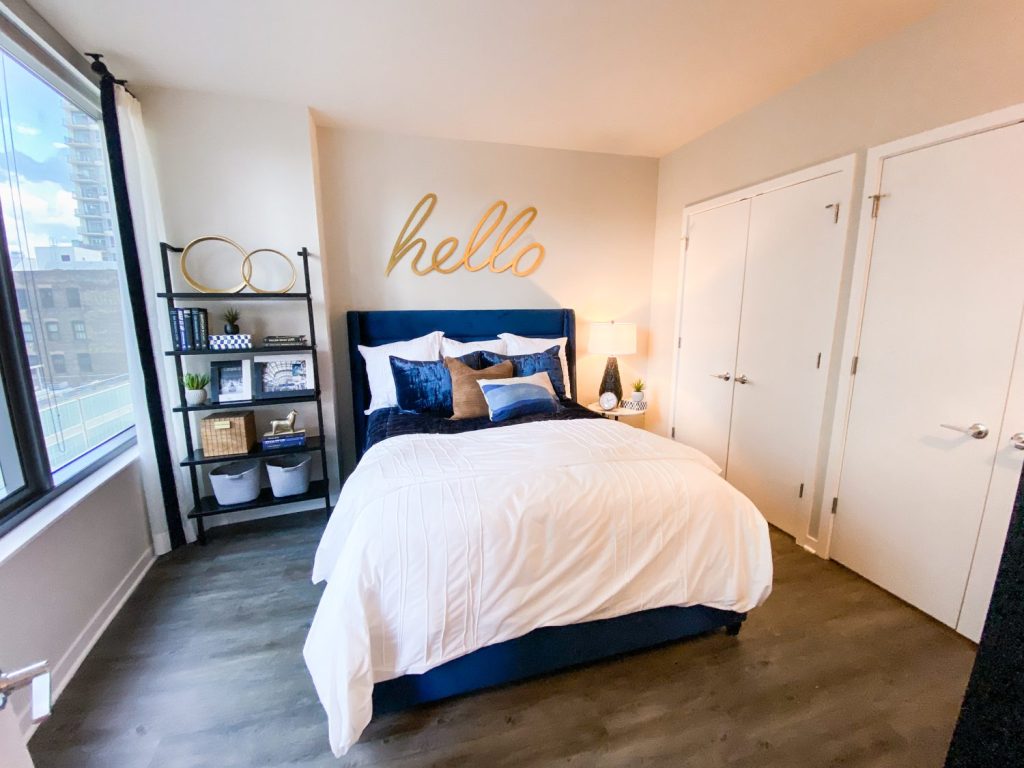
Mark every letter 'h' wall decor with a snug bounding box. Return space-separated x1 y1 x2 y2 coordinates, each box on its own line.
386 193 545 277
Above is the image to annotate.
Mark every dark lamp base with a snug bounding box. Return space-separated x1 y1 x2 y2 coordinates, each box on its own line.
600 356 623 401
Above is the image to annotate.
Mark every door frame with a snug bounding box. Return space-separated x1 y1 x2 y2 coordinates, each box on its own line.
817 103 1024 559
669 154 856 547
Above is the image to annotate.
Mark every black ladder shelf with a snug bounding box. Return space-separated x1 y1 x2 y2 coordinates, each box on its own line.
158 243 331 544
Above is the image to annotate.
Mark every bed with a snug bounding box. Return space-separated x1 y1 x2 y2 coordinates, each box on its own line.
304 309 773 756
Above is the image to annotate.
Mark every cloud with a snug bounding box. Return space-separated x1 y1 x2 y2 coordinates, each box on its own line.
52 141 67 149
14 124 40 136
0 175 79 252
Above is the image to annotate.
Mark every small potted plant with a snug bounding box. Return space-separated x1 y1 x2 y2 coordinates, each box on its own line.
222 307 241 335
631 378 646 403
182 372 211 406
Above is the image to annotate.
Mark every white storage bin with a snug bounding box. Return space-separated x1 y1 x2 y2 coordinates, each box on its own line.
266 455 312 498
209 460 261 506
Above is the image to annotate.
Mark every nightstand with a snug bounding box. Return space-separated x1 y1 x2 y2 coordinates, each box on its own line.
586 402 647 422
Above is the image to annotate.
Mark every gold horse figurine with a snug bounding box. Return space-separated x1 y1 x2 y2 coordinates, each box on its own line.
268 409 298 436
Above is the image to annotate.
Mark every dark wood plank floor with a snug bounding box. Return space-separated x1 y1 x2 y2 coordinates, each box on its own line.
30 512 976 768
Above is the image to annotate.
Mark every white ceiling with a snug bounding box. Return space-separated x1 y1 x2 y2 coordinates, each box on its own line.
30 0 940 157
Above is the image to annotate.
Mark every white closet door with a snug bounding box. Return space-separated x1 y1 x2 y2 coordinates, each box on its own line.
956 307 1024 641
832 122 1024 630
726 173 848 536
673 199 749 469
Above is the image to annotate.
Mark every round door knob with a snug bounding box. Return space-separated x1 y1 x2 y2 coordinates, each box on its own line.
940 422 989 439
1011 432 1024 451
735 374 750 385
710 372 731 381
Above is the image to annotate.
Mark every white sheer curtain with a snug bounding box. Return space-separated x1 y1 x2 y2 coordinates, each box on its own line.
114 84 195 552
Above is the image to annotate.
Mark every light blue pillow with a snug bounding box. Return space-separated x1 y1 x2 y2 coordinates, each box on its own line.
478 372 558 423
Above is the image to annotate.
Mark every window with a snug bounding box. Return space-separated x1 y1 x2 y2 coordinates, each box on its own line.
0 44 136 533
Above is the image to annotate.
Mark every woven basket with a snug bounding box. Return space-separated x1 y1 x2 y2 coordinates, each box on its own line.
200 410 256 457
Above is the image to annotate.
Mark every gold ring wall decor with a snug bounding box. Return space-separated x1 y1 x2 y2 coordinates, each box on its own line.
240 248 297 293
179 236 298 294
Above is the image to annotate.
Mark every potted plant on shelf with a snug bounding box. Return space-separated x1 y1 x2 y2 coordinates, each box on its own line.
222 307 241 335
182 372 211 406
631 378 646 403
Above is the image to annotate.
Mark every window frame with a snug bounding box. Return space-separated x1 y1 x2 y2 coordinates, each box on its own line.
0 34 138 537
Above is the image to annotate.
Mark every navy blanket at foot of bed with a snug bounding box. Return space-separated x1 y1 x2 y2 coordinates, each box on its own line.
365 400 603 452
372 605 746 714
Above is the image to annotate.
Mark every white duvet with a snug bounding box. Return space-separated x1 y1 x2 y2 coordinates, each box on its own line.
304 418 773 756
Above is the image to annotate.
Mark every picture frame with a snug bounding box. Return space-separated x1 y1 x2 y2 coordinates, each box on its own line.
210 359 252 403
252 353 315 400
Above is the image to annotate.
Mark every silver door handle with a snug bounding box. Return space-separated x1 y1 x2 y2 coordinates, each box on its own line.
940 422 989 439
1011 432 1024 450
710 372 731 381
735 374 750 385
0 661 51 722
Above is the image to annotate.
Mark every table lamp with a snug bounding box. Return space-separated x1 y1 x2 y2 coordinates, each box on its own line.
589 321 636 402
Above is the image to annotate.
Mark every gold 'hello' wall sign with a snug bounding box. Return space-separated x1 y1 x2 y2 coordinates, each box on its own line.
386 193 545 277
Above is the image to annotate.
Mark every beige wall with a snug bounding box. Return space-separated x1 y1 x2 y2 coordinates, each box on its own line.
317 127 658 472
139 87 341 521
647 0 1024 439
1 453 153 736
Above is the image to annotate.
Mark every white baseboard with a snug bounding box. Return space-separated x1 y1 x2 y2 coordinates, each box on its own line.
18 548 155 739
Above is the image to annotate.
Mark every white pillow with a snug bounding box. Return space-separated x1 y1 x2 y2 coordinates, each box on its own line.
358 331 443 414
498 333 572 399
440 337 507 357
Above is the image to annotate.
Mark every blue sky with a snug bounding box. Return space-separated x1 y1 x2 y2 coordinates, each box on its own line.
0 48 80 253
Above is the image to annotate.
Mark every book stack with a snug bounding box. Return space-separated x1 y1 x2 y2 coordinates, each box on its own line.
260 430 307 451
262 334 308 349
168 308 210 351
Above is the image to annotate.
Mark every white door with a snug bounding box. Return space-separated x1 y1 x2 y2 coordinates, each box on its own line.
726 173 848 536
956 307 1024 640
673 199 750 470
832 122 1024 631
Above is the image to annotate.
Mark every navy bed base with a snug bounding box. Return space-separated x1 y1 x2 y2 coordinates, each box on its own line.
373 605 745 713
346 309 745 714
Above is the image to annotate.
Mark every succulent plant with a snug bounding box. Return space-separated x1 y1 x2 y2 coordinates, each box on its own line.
182 372 210 391
632 378 645 392
222 307 241 324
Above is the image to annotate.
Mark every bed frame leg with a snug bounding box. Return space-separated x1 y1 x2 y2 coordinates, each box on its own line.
725 621 743 637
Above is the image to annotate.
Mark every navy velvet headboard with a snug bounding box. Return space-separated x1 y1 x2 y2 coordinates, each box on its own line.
347 309 576 459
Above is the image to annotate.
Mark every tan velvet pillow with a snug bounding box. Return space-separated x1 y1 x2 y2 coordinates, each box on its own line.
447 357 513 419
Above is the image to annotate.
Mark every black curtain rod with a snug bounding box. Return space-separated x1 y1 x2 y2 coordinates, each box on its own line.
84 52 136 98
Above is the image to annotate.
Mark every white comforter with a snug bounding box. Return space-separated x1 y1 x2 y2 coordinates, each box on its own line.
304 418 772 756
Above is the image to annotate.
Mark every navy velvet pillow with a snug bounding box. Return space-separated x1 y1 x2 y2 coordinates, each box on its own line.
479 346 567 400
390 351 483 414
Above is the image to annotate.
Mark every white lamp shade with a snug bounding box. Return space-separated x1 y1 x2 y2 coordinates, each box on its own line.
589 321 636 356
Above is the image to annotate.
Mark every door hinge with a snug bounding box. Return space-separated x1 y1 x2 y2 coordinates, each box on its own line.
831 497 839 515
798 483 805 499
851 355 859 375
816 352 822 369
868 193 889 219
825 202 840 224
671 426 676 438
683 235 689 251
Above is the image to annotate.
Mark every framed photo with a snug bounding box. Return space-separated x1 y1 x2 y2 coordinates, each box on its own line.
210 359 252 403
253 353 315 400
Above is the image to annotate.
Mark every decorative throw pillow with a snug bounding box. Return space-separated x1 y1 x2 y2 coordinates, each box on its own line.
478 372 558 423
440 337 507 357
390 351 483 414
498 333 571 399
447 357 514 420
479 346 566 400
357 331 443 414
